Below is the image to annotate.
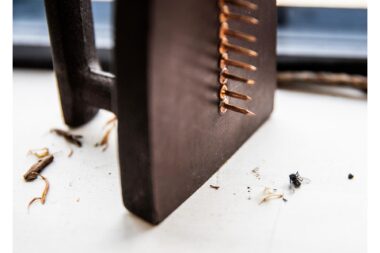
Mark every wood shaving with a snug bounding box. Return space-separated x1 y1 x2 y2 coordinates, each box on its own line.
95 127 113 151
104 115 117 128
23 154 54 181
95 117 117 151
28 175 50 208
50 128 83 147
259 187 285 204
28 147 50 159
67 147 74 157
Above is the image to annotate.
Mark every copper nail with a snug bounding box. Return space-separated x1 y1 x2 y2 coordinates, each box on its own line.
221 58 257 72
224 0 258 11
222 72 255 85
222 11 259 26
222 25 257 42
220 85 251 100
220 102 255 116
222 42 258 57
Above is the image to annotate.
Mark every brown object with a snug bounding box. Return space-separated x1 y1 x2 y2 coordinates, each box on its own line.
28 175 50 208
95 117 117 151
23 154 54 182
50 128 83 147
95 127 113 151
44 0 276 224
210 185 220 190
220 85 252 101
277 71 367 91
218 0 260 115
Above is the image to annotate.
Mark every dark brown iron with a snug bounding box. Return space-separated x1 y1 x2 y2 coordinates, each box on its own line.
44 0 277 224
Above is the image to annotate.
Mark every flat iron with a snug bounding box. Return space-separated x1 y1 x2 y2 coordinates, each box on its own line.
44 0 276 224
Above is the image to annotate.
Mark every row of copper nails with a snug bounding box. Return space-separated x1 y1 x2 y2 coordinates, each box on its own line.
218 0 258 116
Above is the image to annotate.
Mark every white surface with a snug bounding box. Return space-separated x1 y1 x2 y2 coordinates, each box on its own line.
14 70 367 253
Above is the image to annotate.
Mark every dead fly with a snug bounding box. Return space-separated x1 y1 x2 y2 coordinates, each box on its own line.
289 171 310 191
50 128 83 147
95 116 117 151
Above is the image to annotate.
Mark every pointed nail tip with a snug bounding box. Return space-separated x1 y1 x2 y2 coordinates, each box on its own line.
247 111 256 116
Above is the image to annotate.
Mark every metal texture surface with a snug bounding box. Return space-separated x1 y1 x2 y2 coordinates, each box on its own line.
44 0 114 126
44 0 276 224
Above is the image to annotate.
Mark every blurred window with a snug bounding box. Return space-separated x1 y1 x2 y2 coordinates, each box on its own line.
13 0 367 74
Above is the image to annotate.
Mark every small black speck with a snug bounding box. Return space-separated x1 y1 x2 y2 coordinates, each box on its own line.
108 172 112 175
282 198 288 202
348 173 354 180
210 184 220 190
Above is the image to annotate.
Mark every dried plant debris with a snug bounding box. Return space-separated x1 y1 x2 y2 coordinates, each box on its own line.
28 147 50 159
28 175 49 208
23 154 54 182
252 167 261 180
50 128 83 147
289 171 310 191
104 115 117 128
95 127 113 151
348 173 354 180
67 147 74 157
259 187 285 204
95 116 117 151
209 184 220 190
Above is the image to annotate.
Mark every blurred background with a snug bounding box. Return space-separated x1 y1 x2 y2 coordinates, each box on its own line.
13 0 367 75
